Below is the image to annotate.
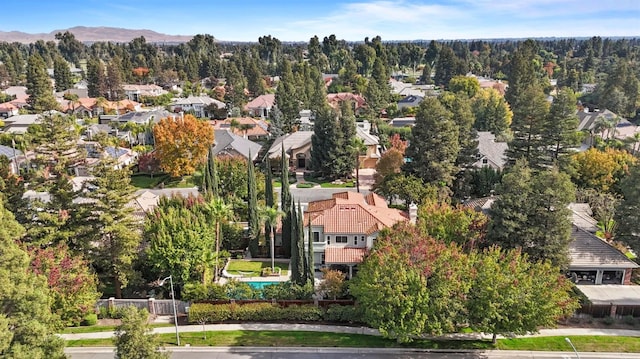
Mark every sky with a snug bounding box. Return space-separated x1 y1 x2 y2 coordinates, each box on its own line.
3 0 639 42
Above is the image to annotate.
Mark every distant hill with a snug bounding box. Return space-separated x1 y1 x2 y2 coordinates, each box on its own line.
0 26 195 43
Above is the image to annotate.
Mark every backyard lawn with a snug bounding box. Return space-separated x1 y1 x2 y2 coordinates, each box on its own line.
130 174 199 189
226 260 289 276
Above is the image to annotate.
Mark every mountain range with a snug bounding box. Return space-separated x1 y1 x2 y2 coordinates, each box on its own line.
0 26 195 43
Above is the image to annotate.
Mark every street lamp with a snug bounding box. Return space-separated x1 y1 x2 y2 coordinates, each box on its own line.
565 337 580 359
159 275 180 346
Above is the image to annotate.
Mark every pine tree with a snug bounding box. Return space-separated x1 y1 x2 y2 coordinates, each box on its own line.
404 97 460 188
505 40 541 107
87 56 106 98
506 85 550 168
545 88 581 166
247 153 259 257
336 102 357 178
280 146 292 257
53 55 73 92
26 54 58 112
275 59 300 132
81 158 140 298
310 106 339 178
106 55 125 101
615 164 640 257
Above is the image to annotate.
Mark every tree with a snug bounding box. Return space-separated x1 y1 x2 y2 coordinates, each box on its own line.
113 307 168 359
29 243 100 326
105 55 125 101
53 56 73 92
306 217 315 283
318 268 345 299
26 54 58 112
404 97 459 187
434 46 459 86
87 56 107 98
570 148 636 193
473 88 513 137
153 114 215 177
207 197 232 282
0 201 66 358
373 147 404 190
505 85 550 168
81 159 140 298
275 59 300 133
259 205 281 272
505 40 542 107
374 173 439 208
448 75 480 98
247 155 259 257
280 146 292 258
487 161 575 268
615 164 640 256
418 201 488 251
201 146 219 198
467 247 578 344
290 199 306 285
545 88 581 165
350 223 472 342
348 137 367 193
310 106 340 178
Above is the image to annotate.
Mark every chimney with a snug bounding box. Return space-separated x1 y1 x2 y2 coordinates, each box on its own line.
409 202 418 225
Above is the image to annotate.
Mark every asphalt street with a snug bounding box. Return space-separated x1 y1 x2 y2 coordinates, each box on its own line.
64 347 640 359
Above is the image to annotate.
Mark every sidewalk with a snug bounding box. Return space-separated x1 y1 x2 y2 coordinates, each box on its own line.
58 323 640 340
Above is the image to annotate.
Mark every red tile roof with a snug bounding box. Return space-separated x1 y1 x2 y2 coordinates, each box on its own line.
244 94 275 110
325 247 367 264
209 117 269 138
327 93 367 110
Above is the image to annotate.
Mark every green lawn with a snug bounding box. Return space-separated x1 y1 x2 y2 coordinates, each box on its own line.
64 332 640 352
225 260 289 276
320 181 355 188
130 174 198 189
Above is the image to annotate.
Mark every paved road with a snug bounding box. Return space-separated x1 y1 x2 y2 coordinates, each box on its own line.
64 347 640 359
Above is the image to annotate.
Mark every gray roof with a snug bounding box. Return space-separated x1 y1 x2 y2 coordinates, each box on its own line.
569 226 639 270
577 108 618 132
388 117 416 128
569 203 599 233
116 109 171 124
0 144 22 160
356 126 379 146
172 96 225 108
213 129 262 161
268 131 314 158
397 95 424 105
577 285 640 306
476 131 508 169
3 114 41 126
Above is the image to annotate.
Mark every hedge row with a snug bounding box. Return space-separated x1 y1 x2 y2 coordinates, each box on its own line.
188 303 363 324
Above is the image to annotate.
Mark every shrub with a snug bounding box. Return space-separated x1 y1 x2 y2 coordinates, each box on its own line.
296 183 315 188
81 313 98 326
182 282 228 301
188 303 323 323
323 305 363 324
98 306 125 319
281 305 323 321
261 282 314 300
232 303 280 321
225 281 259 300
603 316 615 325
188 303 232 323
623 315 636 326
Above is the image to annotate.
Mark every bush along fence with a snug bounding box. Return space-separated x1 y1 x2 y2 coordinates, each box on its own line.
96 298 190 317
187 302 363 325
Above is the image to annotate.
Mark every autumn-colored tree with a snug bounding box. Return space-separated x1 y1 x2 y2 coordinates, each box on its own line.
29 243 100 326
389 133 408 154
318 268 346 300
373 148 404 190
153 114 214 177
138 151 161 176
570 147 637 193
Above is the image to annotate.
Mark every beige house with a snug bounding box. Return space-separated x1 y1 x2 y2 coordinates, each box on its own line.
267 131 313 170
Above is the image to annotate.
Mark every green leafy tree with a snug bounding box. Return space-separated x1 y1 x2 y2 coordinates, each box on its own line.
418 201 488 251
207 198 233 282
0 201 66 358
467 246 578 344
487 161 575 268
615 164 640 257
105 55 125 101
81 159 140 298
473 88 513 137
53 56 73 92
448 75 480 98
113 307 169 359
404 97 459 188
26 54 58 112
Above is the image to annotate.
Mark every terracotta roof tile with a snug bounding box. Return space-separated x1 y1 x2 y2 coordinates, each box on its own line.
325 247 367 264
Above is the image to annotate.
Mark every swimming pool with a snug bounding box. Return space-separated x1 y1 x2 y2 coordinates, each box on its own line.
245 281 286 290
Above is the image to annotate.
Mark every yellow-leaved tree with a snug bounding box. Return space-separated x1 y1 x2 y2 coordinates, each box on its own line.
153 114 214 177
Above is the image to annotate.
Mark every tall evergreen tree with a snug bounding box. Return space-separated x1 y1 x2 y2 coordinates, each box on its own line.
486 161 575 268
505 39 541 107
275 59 300 133
105 55 125 101
26 54 58 112
247 153 259 257
87 56 106 98
81 158 140 298
264 157 274 253
280 146 292 257
336 102 357 178
201 146 219 199
506 85 550 168
297 201 306 284
545 88 581 166
306 216 315 283
289 196 300 283
310 106 339 178
615 164 640 257
434 46 458 87
404 97 460 188
53 55 73 92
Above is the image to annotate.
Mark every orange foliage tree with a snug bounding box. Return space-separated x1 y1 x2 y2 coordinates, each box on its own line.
153 114 214 177
571 148 637 192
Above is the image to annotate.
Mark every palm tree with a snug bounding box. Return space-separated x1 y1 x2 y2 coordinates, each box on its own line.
207 198 232 282
259 205 282 272
624 132 640 156
348 137 367 193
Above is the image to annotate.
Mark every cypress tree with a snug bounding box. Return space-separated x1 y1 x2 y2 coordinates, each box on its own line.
290 196 300 284
307 215 315 283
248 153 259 257
296 201 306 285
264 157 274 253
280 145 292 257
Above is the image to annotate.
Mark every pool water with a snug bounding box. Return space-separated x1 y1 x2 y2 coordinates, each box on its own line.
246 281 285 290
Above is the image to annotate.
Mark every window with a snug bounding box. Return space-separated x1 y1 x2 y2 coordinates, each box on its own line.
313 232 321 243
354 236 357 245
327 236 330 245
335 235 348 243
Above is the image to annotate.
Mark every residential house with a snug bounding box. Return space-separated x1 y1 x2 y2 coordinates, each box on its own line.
303 191 409 278
1 114 42 134
210 117 270 140
212 129 262 162
389 79 426 97
123 84 168 102
477 76 507 96
0 144 23 174
244 94 275 119
58 97 141 118
388 117 415 128
170 96 225 118
268 131 314 170
473 132 508 171
0 102 20 118
75 141 137 176
396 95 423 111
126 190 160 222
297 109 314 131
356 126 381 168
327 93 367 116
